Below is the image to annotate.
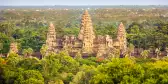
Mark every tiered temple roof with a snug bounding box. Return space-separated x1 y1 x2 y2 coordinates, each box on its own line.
44 10 127 57
117 22 127 53
78 10 95 53
45 22 57 54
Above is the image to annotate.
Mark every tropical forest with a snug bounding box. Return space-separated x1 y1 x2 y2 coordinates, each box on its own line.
0 4 168 84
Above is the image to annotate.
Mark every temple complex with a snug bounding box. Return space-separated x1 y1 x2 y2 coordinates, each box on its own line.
45 10 127 57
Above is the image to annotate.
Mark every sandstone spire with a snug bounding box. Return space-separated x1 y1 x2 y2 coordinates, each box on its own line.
78 10 95 53
45 22 57 54
78 10 95 40
96 44 106 58
117 22 127 53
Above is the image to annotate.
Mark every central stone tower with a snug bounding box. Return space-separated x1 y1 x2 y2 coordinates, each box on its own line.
43 10 127 58
78 10 95 53
46 22 57 54
117 22 127 54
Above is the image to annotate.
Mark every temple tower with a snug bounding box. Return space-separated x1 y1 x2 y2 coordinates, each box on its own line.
46 22 57 54
96 44 106 58
78 10 95 53
117 22 127 54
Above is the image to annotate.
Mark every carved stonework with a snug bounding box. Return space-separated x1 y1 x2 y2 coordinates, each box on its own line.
117 22 127 54
45 22 57 54
78 10 95 40
105 35 113 48
44 10 127 58
96 43 106 58
78 10 95 53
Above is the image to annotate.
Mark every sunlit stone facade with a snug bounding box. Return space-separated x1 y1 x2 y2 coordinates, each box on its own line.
45 10 127 57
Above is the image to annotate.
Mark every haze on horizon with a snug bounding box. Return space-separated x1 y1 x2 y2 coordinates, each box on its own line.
0 0 168 6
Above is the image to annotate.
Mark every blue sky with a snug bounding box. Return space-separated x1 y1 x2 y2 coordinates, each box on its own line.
0 0 168 6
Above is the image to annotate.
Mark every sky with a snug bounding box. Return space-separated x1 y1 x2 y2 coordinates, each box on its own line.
0 0 168 6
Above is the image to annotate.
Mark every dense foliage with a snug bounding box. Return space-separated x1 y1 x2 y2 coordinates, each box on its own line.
0 8 168 84
1 52 168 84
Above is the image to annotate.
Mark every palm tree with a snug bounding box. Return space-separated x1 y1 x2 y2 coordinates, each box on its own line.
23 49 28 57
0 43 3 56
127 43 135 57
166 47 168 57
141 50 149 59
74 51 82 60
27 48 33 57
155 48 161 59
40 44 48 58
23 48 33 57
